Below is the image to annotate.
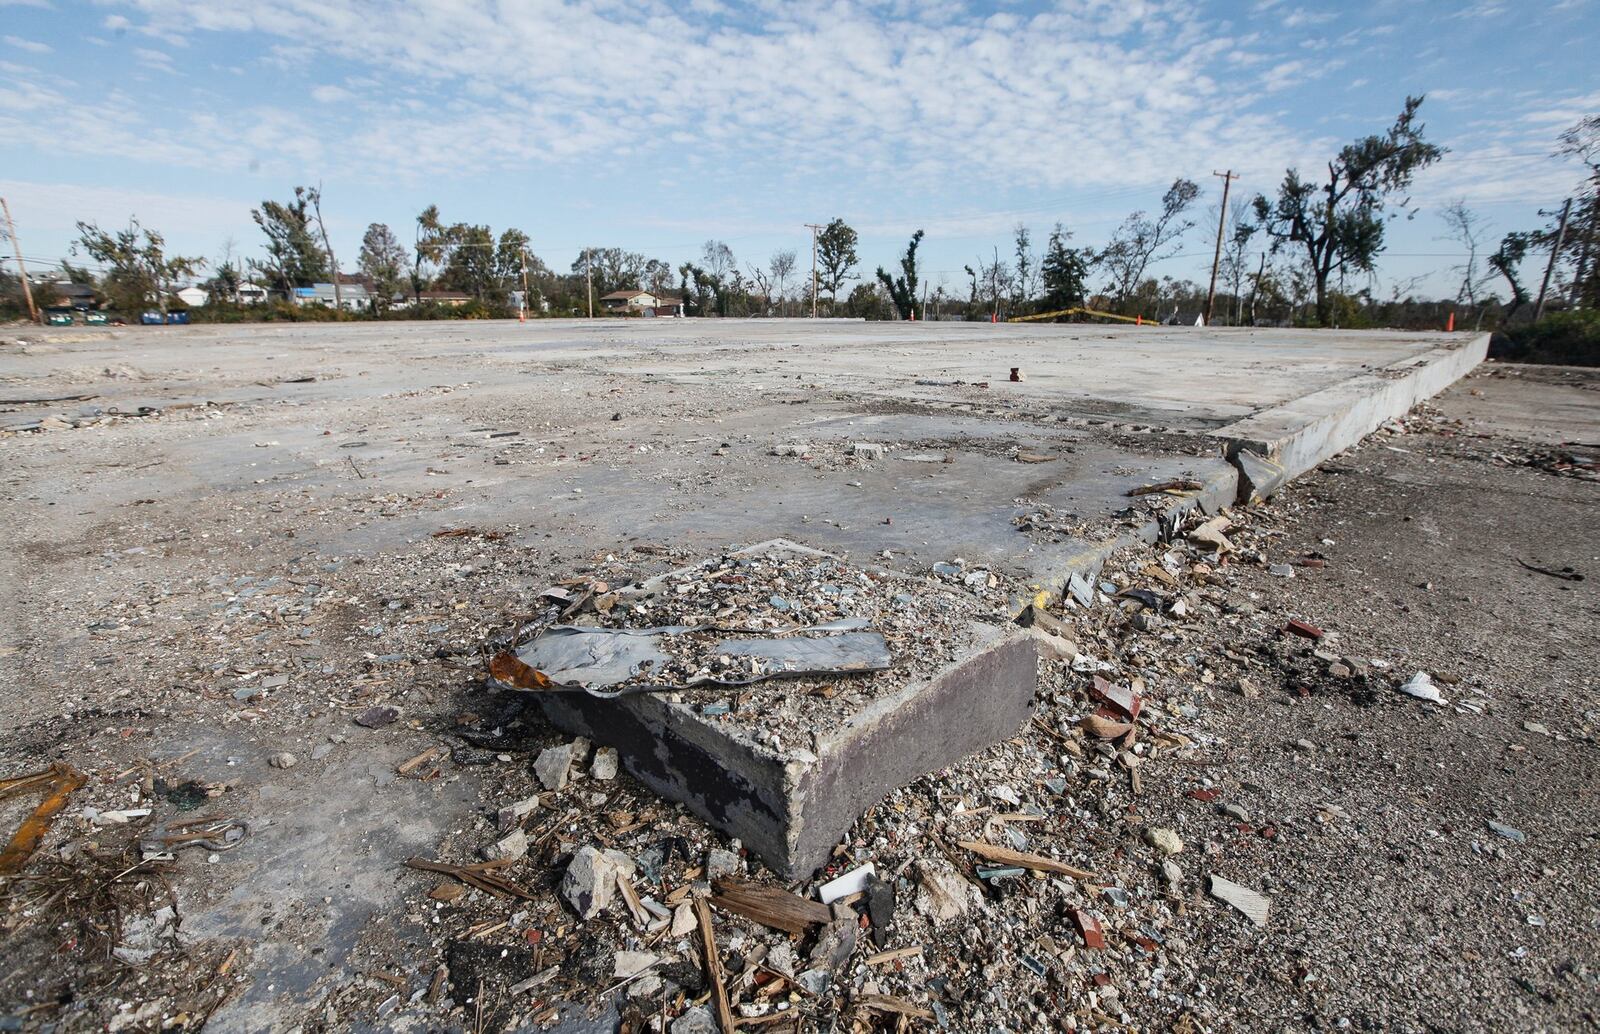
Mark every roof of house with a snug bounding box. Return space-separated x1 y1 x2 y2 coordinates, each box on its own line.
600 289 653 300
418 290 471 300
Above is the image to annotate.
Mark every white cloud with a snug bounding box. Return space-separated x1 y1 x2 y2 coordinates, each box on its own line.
67 0 1320 195
3 35 52 53
309 83 350 103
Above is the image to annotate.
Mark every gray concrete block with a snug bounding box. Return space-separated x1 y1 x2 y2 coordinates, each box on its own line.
536 625 1038 880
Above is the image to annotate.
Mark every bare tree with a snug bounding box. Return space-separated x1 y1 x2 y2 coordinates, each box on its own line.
1098 178 1201 309
769 249 796 316
1438 200 1493 328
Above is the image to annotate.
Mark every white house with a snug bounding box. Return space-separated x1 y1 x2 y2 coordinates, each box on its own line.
175 286 209 308
293 280 372 312
599 289 660 312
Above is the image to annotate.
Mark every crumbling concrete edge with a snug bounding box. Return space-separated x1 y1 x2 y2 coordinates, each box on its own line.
1211 334 1489 500
1006 463 1238 617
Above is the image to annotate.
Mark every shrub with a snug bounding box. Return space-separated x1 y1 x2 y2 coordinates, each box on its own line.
1491 310 1600 367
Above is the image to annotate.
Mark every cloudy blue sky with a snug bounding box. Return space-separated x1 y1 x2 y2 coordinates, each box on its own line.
1 0 1595 300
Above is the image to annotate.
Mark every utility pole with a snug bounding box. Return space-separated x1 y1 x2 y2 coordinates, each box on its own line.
1204 170 1238 327
519 248 531 322
1534 198 1572 321
585 248 593 318
1 197 40 323
1 196 38 321
804 223 822 318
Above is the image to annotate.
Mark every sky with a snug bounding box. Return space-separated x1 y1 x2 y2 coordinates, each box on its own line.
1 0 1596 301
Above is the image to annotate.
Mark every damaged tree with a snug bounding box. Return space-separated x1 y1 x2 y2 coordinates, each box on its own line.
876 230 924 320
1252 96 1444 327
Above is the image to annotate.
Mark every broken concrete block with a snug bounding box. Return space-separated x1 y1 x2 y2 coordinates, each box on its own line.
1208 874 1271 927
670 901 697 937
561 846 636 920
1187 516 1234 553
1234 447 1287 504
535 540 1039 879
613 950 658 979
1025 627 1078 663
671 1006 718 1034
591 746 619 781
496 795 540 833
914 859 970 922
849 442 886 460
482 828 528 863
534 742 577 790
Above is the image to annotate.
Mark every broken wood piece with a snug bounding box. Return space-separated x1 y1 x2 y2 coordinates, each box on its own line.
1126 478 1202 496
396 746 445 776
404 857 535 900
865 945 923 966
0 763 88 876
955 840 1095 880
854 994 935 1020
710 877 833 937
617 872 650 928
694 894 737 1033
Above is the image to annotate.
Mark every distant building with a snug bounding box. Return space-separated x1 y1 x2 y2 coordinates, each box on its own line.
43 282 97 309
175 286 209 308
237 282 269 305
600 289 661 312
415 290 472 308
293 276 372 312
647 297 684 317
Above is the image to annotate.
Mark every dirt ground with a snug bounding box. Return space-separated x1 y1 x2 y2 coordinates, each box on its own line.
1 336 1595 1033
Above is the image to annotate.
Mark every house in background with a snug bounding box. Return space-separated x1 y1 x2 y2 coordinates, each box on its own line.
647 297 684 317
600 289 661 312
414 290 472 308
175 286 209 308
43 282 98 310
293 273 373 312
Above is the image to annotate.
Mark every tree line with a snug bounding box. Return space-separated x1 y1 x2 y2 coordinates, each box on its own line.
2 97 1594 331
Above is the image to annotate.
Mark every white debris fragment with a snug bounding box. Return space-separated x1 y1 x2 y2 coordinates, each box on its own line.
818 862 876 905
1398 671 1447 704
1208 875 1271 927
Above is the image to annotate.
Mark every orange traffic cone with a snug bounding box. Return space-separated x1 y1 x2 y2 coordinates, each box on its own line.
1136 315 1142 326
1446 311 1454 332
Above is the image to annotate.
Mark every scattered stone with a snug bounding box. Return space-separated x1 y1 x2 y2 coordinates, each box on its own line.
670 902 697 938
354 705 400 728
1268 564 1295 578
850 442 886 460
591 746 619 781
497 795 540 832
1487 820 1526 843
671 1005 719 1034
614 950 658 980
1295 738 1316 752
268 752 297 769
561 846 636 920
482 828 528 863
535 742 578 790
706 847 743 880
1208 875 1271 927
1144 828 1183 856
914 859 970 922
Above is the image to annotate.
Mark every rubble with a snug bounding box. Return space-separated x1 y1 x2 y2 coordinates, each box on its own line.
560 845 636 920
